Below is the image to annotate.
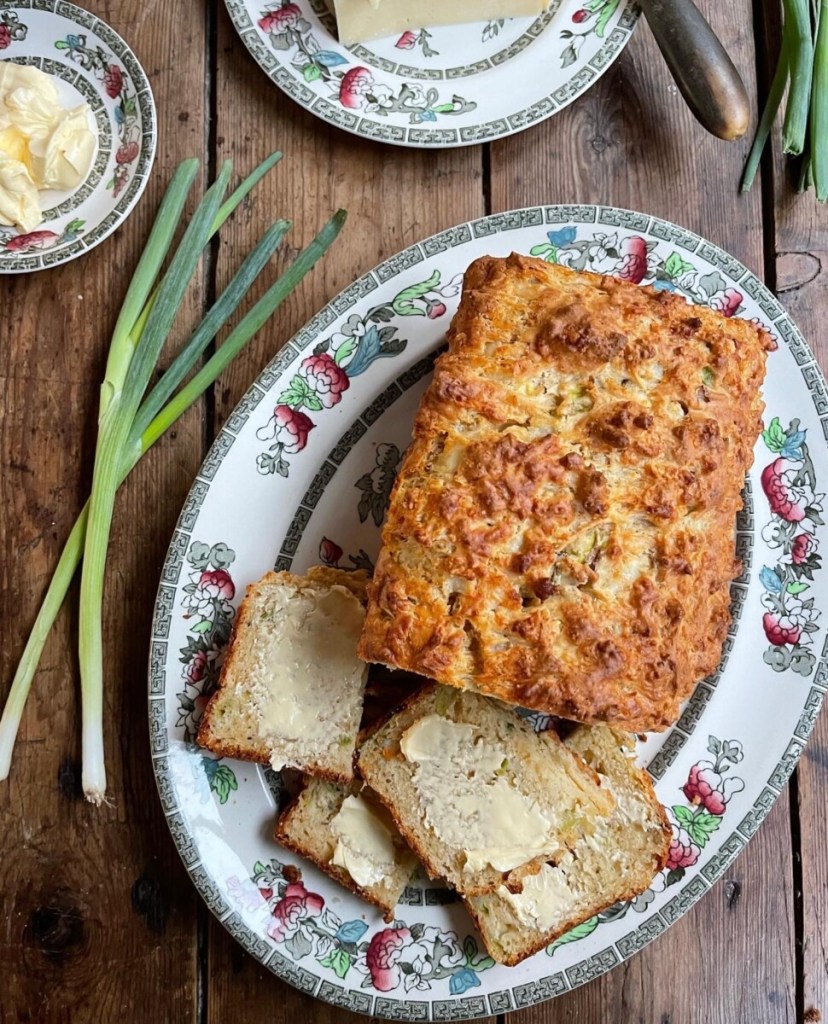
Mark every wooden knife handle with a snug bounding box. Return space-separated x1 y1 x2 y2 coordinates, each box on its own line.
637 0 750 140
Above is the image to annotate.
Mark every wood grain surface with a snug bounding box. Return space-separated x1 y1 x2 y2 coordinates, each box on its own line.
0 0 821 1022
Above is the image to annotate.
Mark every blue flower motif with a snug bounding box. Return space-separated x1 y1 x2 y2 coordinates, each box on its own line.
653 279 677 292
65 33 82 50
547 226 577 247
449 968 481 995
420 109 438 122
114 105 125 125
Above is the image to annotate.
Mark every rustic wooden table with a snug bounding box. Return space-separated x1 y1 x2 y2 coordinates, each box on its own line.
1 1 825 1021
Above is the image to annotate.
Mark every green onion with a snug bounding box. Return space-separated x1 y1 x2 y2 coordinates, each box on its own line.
812 0 828 197
0 157 346 798
743 0 826 198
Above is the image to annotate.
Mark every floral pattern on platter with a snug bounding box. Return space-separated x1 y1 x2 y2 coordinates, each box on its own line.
0 218 85 253
759 417 824 676
257 2 477 123
177 540 239 804
0 10 27 49
531 225 747 315
547 735 746 954
55 32 141 197
255 270 459 476
251 858 495 993
393 19 512 58
560 0 620 66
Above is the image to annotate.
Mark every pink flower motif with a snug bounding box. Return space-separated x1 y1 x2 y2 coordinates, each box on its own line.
184 649 208 683
197 568 236 602
319 537 343 566
426 300 447 320
298 353 350 408
116 141 140 165
104 64 124 98
4 230 59 253
615 235 648 284
267 881 324 942
762 458 809 524
667 825 700 869
258 3 302 31
339 66 373 109
791 533 814 565
710 288 743 318
270 404 315 454
763 611 802 646
365 927 411 992
572 9 588 22
395 30 417 49
683 763 744 816
112 165 130 198
0 25 11 49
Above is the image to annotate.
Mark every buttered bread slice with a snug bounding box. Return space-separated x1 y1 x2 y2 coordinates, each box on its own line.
465 724 671 965
275 777 419 921
197 567 369 783
357 684 615 897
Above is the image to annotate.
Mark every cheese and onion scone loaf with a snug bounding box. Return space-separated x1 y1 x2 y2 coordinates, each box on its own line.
359 254 772 731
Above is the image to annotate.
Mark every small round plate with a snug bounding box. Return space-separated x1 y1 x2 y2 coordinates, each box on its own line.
224 0 638 148
150 206 828 1019
0 1 156 274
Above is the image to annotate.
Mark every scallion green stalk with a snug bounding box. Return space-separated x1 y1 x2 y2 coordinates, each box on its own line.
782 0 815 154
0 198 346 787
812 0 828 197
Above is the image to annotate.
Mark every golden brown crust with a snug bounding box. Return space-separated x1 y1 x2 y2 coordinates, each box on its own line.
359 255 771 731
197 567 369 781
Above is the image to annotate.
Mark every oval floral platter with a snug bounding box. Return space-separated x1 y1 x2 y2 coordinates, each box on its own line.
150 206 828 1020
223 0 637 147
0 1 155 273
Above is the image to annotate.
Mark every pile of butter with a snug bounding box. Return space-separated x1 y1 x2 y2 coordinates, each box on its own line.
0 63 97 233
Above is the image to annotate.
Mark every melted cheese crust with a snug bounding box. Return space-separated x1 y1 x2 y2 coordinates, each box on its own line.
358 254 772 731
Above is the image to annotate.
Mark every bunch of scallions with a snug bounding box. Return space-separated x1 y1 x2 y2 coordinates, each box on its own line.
0 153 345 803
742 0 828 197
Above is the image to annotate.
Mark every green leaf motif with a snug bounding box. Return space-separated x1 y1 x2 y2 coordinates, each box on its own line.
303 63 322 82
391 269 441 316
787 581 810 595
664 251 695 279
686 809 721 848
594 0 620 36
252 860 267 877
333 336 358 365
762 416 787 453
55 39 71 50
672 803 694 827
320 947 352 979
191 619 212 634
277 374 314 408
546 915 598 955
210 763 238 804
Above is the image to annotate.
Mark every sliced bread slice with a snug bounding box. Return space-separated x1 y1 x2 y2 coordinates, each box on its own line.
197 566 369 783
356 684 615 897
465 724 671 965
275 776 419 921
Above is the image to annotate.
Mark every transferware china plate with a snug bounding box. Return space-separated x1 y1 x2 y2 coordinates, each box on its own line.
0 1 155 274
224 0 638 147
150 206 828 1020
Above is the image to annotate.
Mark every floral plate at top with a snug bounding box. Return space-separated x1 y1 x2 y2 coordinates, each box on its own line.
0 1 155 274
223 0 638 147
150 205 828 1020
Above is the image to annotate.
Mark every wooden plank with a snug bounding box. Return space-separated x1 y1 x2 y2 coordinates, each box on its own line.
0 0 208 1019
203 5 489 1021
489 2 796 1021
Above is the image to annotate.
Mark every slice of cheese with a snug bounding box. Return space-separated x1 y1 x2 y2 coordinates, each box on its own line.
328 0 548 45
